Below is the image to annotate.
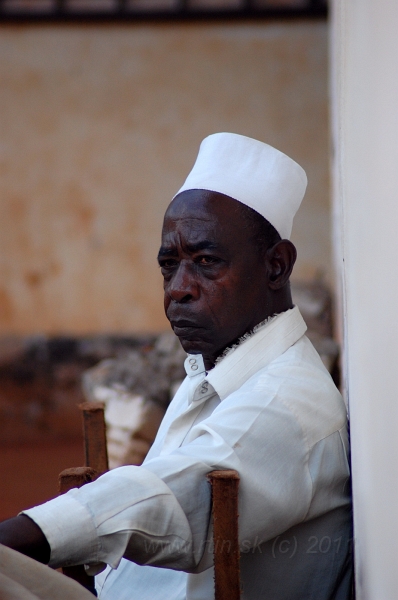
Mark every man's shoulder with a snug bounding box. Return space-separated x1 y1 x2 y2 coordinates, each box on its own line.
267 335 337 382
228 335 347 449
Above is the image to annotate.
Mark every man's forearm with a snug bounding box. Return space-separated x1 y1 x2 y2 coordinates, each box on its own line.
0 514 51 564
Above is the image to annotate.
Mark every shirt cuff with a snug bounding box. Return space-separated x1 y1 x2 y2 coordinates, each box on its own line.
22 491 99 569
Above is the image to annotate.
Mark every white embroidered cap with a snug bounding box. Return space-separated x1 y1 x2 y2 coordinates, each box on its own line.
173 132 307 240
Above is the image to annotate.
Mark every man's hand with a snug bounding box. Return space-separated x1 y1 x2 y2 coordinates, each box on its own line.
0 514 51 564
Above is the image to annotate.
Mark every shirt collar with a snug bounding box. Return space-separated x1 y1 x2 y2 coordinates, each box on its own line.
184 306 307 401
184 353 206 377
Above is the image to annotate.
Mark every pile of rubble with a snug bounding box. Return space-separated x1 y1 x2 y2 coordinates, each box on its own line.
0 334 156 444
82 333 186 468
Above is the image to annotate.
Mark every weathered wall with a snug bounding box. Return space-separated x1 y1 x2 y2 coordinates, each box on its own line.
0 22 330 334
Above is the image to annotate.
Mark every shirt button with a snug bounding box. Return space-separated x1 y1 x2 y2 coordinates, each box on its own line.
188 357 198 371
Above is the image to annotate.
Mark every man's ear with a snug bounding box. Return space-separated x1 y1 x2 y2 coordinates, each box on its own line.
265 240 297 290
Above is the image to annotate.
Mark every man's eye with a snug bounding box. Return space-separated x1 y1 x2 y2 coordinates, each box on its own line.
197 256 218 265
159 259 178 269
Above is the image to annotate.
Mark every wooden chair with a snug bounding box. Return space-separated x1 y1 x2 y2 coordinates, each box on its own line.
59 402 241 600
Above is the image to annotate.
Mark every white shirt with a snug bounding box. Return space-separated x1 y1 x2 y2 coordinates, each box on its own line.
24 307 352 599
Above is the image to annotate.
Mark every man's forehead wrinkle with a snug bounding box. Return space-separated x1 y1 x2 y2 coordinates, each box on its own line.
159 232 223 255
162 211 218 240
186 240 220 252
162 196 250 257
162 218 219 244
163 215 216 228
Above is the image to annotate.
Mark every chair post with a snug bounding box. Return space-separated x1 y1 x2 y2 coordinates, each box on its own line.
78 402 109 475
58 467 98 494
208 470 241 600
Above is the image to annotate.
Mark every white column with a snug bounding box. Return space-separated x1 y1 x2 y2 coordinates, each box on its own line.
331 1 398 598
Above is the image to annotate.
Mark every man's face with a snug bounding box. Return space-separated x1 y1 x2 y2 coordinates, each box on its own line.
158 190 274 366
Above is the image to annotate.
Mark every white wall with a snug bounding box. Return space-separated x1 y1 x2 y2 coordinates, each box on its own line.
331 1 398 597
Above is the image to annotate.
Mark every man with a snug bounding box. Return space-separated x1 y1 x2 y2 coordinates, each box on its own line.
0 133 352 599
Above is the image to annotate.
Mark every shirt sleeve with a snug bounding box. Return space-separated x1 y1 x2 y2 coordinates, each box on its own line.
23 465 206 571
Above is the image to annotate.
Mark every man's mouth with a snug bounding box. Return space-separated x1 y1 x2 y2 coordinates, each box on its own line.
170 319 204 337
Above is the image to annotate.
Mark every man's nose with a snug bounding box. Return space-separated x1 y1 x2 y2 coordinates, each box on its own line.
166 262 198 303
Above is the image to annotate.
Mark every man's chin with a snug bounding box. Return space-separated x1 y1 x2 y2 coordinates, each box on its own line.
174 333 210 356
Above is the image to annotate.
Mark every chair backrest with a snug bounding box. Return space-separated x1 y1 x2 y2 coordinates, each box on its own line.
59 403 241 599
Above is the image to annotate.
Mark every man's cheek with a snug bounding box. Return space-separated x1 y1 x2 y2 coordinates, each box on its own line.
163 295 171 317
